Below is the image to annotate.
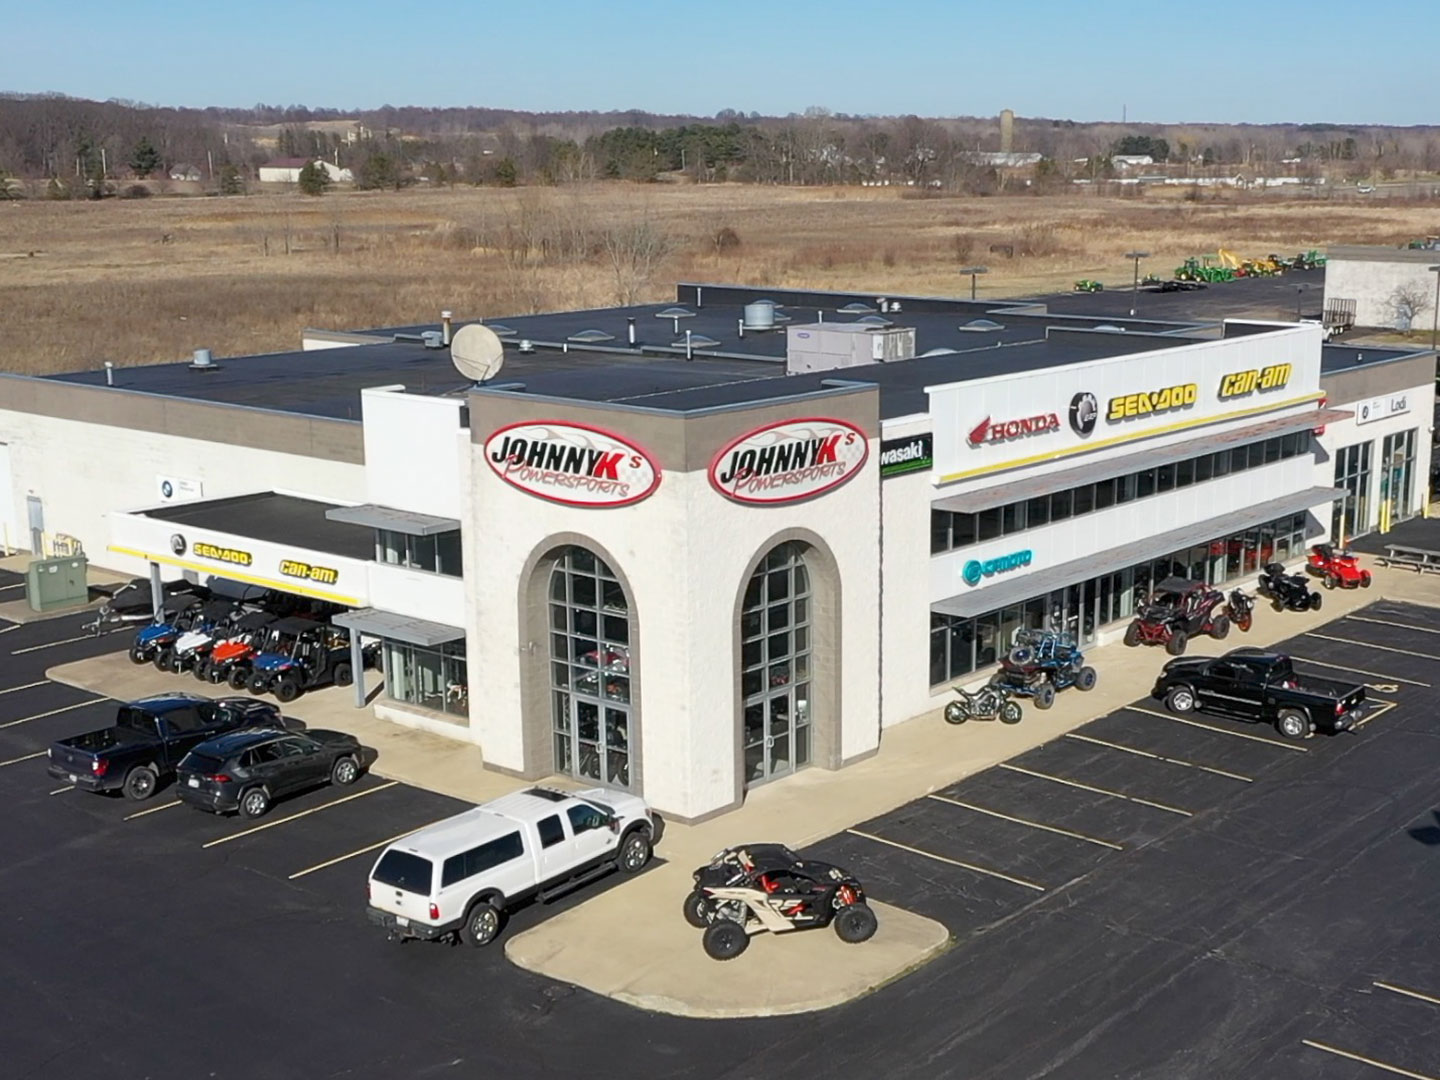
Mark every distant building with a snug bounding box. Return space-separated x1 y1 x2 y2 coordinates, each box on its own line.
168 163 203 182
258 158 312 183
958 151 1042 168
316 161 354 184
1111 155 1154 169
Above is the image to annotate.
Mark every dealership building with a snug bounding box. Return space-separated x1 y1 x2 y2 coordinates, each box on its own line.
0 284 1432 821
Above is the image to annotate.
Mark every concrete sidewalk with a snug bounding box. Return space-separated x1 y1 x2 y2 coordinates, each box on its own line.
0 552 132 626
47 559 1440 1017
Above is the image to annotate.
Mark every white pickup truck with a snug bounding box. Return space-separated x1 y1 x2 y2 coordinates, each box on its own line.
366 786 659 946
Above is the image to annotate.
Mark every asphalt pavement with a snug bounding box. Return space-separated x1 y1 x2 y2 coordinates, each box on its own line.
3 596 1439 1079
1034 265 1327 324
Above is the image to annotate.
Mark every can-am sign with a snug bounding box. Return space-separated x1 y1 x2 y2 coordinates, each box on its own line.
710 418 868 504
485 422 661 507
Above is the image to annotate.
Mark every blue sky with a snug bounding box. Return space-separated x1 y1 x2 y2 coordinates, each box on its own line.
3 0 1433 125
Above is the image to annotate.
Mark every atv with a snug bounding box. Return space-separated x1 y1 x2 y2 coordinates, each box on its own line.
683 845 877 960
1123 577 1229 656
247 620 377 703
988 627 1097 709
203 611 280 687
1258 562 1322 612
1306 544 1372 590
1073 279 1104 292
945 681 1022 725
159 600 243 674
127 597 206 666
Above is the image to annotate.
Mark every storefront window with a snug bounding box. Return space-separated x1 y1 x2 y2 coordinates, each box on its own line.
742 543 813 786
376 528 463 577
977 507 1002 542
1025 496 1050 528
1382 429 1418 524
384 639 467 718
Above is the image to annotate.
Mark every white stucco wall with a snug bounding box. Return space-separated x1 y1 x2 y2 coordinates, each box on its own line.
360 388 466 519
1324 254 1440 329
0 409 365 570
1318 391 1434 534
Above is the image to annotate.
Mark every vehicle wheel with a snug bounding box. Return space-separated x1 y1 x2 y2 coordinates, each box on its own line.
330 756 360 786
1211 615 1230 640
702 919 750 961
460 901 503 947
1324 572 1339 590
1033 682 1056 710
1309 592 1323 611
1276 709 1311 740
944 702 968 725
1075 666 1098 692
227 665 251 691
683 890 713 929
247 673 269 695
617 828 652 874
193 659 211 682
128 644 147 665
1165 685 1197 713
153 648 175 673
998 701 1023 724
1007 645 1035 668
833 903 879 944
239 786 270 819
333 663 353 688
1165 631 1188 656
1361 572 1372 588
274 676 303 704
1123 623 1140 647
122 765 158 801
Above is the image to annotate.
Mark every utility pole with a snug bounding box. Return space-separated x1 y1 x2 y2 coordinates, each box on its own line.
1124 251 1149 317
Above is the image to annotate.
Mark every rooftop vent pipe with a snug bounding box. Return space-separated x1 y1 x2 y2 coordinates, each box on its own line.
189 348 217 371
104 361 114 386
441 310 453 345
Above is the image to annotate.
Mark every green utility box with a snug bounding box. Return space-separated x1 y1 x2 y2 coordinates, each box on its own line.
26 555 90 612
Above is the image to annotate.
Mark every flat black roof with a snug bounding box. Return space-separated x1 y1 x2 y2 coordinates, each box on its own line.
142 493 373 560
1035 266 1328 322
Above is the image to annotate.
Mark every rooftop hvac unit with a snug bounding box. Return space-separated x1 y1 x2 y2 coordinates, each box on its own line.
784 323 916 374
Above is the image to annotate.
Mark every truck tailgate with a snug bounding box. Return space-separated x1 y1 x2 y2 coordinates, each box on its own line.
48 742 100 776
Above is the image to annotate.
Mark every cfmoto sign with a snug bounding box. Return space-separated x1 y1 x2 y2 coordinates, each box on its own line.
962 549 1033 586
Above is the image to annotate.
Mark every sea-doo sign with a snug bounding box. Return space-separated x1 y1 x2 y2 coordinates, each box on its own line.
710 417 869 505
485 421 661 507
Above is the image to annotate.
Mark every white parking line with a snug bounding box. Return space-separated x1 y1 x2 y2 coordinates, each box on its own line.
0 582 24 592
998 762 1193 816
0 750 48 768
1374 980 1440 1009
1348 614 1440 637
0 681 48 697
288 818 451 880
1288 653 1430 688
0 697 109 730
1065 732 1253 783
1302 1039 1440 1080
201 781 398 849
925 793 1123 850
48 785 74 795
1305 632 1440 663
1123 705 1310 752
124 800 182 821
11 634 102 655
846 829 1046 892
0 625 18 636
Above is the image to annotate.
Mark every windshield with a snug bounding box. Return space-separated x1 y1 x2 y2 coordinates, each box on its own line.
580 797 615 818
372 851 433 895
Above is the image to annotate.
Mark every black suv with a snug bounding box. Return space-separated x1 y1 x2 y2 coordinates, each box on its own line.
176 728 373 818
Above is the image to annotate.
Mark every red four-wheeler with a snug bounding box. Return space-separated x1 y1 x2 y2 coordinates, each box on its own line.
1123 577 1230 656
1306 544 1372 590
204 612 280 689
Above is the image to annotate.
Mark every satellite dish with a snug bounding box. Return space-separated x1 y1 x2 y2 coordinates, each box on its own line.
450 324 505 383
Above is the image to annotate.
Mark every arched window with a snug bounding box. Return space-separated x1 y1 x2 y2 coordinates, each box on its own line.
740 542 812 785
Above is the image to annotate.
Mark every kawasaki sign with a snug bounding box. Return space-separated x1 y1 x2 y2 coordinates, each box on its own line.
962 549 1033 587
878 433 933 478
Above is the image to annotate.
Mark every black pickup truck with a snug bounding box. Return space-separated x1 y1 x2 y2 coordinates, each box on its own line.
1152 648 1367 739
48 693 289 800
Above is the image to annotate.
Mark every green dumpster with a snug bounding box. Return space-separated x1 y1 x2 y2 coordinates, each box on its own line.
26 555 90 612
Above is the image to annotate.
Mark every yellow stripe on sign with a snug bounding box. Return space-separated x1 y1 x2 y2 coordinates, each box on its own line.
107 545 359 606
937 392 1325 484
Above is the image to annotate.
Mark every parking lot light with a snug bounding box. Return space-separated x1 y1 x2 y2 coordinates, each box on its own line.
1124 251 1149 318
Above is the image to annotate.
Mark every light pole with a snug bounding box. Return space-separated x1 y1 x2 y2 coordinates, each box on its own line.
959 265 988 301
1295 283 1308 321
1430 265 1440 351
1124 250 1149 317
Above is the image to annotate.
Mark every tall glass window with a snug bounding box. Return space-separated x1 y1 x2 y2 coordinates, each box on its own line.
1382 429 1418 523
1332 442 1372 542
384 639 467 718
741 544 812 787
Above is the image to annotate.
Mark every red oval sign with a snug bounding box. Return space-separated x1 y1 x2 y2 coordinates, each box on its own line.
709 417 869 505
484 421 661 507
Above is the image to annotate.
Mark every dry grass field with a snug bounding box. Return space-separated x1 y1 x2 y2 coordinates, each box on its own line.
2 183 1436 376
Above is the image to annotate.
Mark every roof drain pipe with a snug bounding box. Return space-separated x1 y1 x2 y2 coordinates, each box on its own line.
684 329 694 361
627 317 637 347
737 318 744 339
441 310 453 346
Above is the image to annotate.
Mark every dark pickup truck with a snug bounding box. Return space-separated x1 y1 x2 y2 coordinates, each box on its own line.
1153 648 1367 739
48 693 289 800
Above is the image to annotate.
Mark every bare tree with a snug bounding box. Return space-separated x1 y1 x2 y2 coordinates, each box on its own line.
601 212 673 305
1385 282 1430 332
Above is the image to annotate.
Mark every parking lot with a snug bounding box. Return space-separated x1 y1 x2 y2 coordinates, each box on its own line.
3 585 1440 1079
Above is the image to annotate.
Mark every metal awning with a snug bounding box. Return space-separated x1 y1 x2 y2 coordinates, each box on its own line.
934 408 1354 514
333 608 464 647
932 486 1345 619
324 504 460 536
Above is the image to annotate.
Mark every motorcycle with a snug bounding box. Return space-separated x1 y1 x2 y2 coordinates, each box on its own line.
1225 589 1254 633
1258 562 1322 613
944 683 1022 725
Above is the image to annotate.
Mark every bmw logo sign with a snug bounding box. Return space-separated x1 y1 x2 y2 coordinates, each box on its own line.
1069 392 1098 437
170 534 187 556
161 480 175 499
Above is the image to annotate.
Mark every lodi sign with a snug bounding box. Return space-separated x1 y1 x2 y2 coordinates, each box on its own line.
710 417 869 505
484 421 661 507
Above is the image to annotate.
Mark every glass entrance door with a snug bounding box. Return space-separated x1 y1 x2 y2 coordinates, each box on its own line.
741 544 812 787
1382 430 1417 523
549 548 633 789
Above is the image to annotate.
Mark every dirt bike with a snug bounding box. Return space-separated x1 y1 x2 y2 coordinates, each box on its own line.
1225 589 1254 633
944 683 1022 725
